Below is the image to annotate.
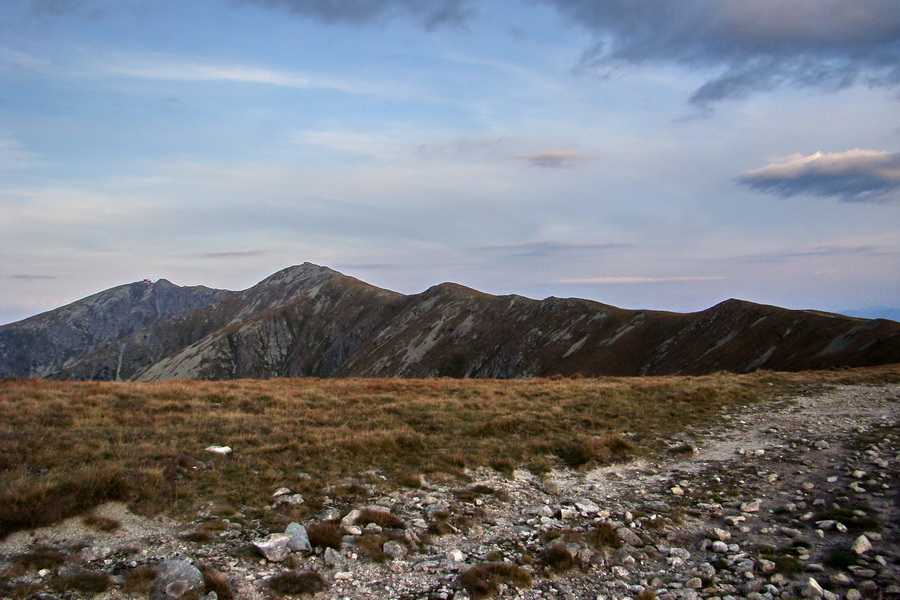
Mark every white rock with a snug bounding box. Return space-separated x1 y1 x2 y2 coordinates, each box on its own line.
253 533 291 562
205 445 232 455
272 487 291 497
671 486 685 496
448 549 466 562
852 535 872 555
802 578 825 599
711 528 731 542
740 499 762 513
711 541 729 553
341 509 360 528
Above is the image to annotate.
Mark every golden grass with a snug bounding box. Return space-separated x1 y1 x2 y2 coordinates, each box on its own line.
0 365 897 537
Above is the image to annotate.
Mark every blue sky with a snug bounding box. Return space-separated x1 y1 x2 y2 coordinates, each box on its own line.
2 0 899 325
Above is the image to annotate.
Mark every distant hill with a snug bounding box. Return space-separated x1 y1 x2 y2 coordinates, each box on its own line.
841 306 900 323
0 279 233 378
2 263 898 381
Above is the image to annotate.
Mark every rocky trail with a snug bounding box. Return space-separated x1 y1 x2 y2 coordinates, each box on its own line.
1 384 897 600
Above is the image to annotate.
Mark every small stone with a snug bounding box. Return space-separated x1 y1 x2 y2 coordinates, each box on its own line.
711 528 731 542
448 549 465 562
151 559 205 600
254 533 291 562
611 566 629 578
616 527 644 547
275 494 305 506
341 509 360 529
205 445 232 455
814 440 830 450
575 500 600 514
829 573 852 587
851 535 872 555
846 590 862 600
334 571 353 581
272 487 291 497
285 522 312 552
671 486 685 496
802 578 824 599
383 541 406 560
711 541 729 554
685 578 703 589
741 500 762 513
324 547 341 567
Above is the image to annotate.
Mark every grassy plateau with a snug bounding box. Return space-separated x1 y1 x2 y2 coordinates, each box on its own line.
1 365 898 538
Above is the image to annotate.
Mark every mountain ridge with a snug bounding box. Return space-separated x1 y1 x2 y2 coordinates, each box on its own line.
2 263 898 380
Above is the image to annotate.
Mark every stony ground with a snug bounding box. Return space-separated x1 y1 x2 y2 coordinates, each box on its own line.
1 384 897 600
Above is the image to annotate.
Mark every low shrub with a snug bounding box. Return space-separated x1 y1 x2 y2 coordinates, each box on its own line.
458 562 532 599
268 571 326 596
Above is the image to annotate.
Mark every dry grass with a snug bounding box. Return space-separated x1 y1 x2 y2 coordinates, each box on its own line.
458 562 533 599
268 570 326 596
0 365 896 536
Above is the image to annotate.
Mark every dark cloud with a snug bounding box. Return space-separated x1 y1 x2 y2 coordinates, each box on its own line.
535 0 900 108
238 0 475 30
510 150 592 168
738 150 900 203
480 241 630 257
732 244 896 264
188 250 271 259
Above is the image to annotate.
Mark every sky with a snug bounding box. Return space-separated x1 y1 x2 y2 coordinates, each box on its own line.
2 0 899 325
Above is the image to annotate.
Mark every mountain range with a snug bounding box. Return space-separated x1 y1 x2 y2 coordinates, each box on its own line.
1 263 898 381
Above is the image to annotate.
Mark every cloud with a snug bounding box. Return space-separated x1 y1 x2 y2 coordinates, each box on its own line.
0 138 41 169
238 0 476 30
732 243 897 264
8 274 58 280
510 150 592 168
481 240 629 257
560 276 725 284
535 0 900 108
100 53 362 93
186 250 272 260
738 149 900 203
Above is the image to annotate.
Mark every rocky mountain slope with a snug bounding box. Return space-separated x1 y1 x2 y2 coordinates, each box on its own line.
0 279 233 378
3 263 899 381
1 383 896 600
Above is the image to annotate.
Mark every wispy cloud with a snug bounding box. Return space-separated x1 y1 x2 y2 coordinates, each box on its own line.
0 138 41 169
481 241 629 257
561 276 725 284
536 0 900 109
186 250 271 260
8 274 58 280
238 0 476 30
738 149 900 203
99 52 365 93
510 150 592 168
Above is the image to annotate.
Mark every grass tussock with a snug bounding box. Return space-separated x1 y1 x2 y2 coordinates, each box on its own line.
268 570 326 596
459 562 533 599
202 568 235 600
356 508 406 530
0 365 895 535
306 522 342 549
49 571 110 594
123 565 156 595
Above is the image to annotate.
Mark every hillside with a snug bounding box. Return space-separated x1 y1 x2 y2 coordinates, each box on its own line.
2 263 898 381
0 279 233 378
